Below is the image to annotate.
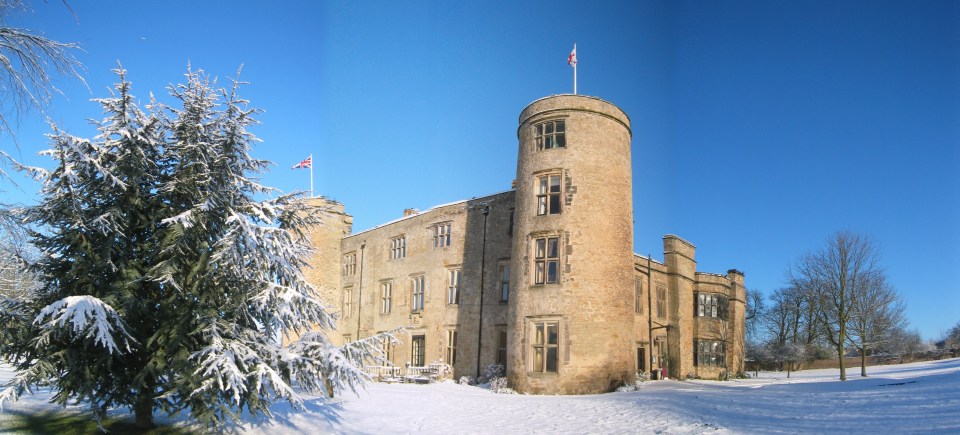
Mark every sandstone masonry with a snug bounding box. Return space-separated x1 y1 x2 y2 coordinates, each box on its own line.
304 95 747 393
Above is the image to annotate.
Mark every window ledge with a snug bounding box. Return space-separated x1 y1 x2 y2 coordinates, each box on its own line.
526 371 559 378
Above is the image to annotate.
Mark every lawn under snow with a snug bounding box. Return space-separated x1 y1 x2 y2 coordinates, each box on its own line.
2 358 959 433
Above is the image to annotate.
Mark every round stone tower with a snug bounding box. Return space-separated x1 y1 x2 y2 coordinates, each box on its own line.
508 95 634 394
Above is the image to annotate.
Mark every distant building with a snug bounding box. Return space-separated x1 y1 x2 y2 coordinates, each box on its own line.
304 95 746 394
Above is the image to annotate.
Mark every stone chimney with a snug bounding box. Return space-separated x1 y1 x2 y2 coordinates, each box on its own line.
403 208 419 217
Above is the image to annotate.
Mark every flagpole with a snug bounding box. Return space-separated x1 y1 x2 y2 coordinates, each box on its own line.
572 43 577 95
309 154 314 198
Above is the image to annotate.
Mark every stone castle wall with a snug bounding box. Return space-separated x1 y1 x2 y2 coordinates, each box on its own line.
301 94 747 391
510 95 635 394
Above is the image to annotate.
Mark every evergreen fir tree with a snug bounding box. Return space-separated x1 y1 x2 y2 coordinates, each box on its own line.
0 66 392 429
0 66 161 424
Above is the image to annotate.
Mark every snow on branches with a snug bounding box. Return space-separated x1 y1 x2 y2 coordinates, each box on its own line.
0 66 385 429
34 295 135 355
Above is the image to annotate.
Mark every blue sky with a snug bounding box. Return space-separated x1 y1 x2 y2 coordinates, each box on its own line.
2 1 957 341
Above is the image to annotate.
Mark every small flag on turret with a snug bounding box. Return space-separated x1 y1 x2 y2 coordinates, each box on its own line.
292 156 312 169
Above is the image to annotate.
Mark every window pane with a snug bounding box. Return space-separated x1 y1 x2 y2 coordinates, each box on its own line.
536 124 543 136
535 261 545 284
545 136 553 149
545 122 554 134
538 197 547 215
549 195 561 214
547 261 558 283
556 134 565 148
534 348 544 372
555 120 564 132
539 177 548 194
536 323 544 345
549 175 561 192
546 347 558 372
536 239 546 259
547 323 558 344
547 238 558 258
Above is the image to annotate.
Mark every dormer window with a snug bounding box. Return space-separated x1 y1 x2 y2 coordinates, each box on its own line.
535 120 565 150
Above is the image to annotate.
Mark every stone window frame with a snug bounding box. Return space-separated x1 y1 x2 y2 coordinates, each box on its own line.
656 282 667 318
343 252 357 275
381 335 394 363
532 235 561 285
410 274 425 312
390 235 406 260
496 329 508 368
694 339 726 367
695 292 728 319
411 335 426 367
445 328 458 366
635 278 643 314
534 118 566 151
380 281 393 315
536 173 563 216
530 318 561 373
343 287 353 319
433 222 452 248
498 261 510 303
447 268 461 305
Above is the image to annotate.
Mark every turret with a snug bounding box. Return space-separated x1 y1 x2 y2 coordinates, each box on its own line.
508 95 634 394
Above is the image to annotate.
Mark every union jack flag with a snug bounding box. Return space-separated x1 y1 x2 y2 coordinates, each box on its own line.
292 156 312 169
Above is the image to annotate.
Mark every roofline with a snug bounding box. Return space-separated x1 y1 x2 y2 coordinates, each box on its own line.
346 189 514 238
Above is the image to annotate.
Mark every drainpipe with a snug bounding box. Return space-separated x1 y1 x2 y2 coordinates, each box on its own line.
647 254 654 376
475 204 490 379
356 241 365 339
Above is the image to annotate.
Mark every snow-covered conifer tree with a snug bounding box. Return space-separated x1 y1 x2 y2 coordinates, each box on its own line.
0 66 162 424
0 67 392 429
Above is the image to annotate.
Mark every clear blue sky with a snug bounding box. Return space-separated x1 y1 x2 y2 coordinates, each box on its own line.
3 1 957 341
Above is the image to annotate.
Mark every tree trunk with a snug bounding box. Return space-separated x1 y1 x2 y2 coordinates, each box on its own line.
837 344 847 381
134 394 154 429
860 344 868 377
837 324 847 381
134 375 155 429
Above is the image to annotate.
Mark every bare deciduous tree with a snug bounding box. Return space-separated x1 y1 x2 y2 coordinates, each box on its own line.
745 287 765 340
0 206 36 303
763 287 800 346
794 231 883 381
883 327 925 363
847 274 906 376
0 0 84 177
944 321 960 351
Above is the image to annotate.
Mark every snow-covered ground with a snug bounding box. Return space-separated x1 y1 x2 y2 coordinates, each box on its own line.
2 358 959 434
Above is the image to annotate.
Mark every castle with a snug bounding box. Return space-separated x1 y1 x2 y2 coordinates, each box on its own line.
305 95 746 394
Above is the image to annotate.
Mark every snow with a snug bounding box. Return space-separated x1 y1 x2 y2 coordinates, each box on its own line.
2 358 959 433
34 295 134 355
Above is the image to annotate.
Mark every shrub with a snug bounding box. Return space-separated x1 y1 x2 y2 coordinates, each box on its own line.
488 377 514 394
